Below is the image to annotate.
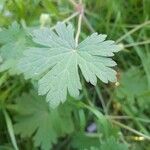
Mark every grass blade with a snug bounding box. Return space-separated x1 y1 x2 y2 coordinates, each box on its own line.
3 109 19 150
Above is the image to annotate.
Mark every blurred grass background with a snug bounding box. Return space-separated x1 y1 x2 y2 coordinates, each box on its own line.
0 0 150 150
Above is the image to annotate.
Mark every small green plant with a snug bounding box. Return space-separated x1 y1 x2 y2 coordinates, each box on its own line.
18 22 120 108
0 5 120 149
14 91 74 150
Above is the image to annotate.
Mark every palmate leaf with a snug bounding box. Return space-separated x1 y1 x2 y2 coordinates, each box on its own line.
116 67 150 111
14 91 74 150
18 22 120 108
0 22 26 74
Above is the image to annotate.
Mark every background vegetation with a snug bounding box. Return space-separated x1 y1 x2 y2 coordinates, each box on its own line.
0 0 150 150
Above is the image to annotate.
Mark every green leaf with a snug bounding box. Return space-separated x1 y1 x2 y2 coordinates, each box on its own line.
14 91 74 150
71 134 128 150
99 137 128 150
116 67 150 111
71 132 100 150
96 119 119 139
18 22 120 108
0 22 26 74
3 110 19 150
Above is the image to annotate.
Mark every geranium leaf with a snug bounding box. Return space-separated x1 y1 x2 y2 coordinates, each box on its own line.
14 91 74 150
18 22 120 108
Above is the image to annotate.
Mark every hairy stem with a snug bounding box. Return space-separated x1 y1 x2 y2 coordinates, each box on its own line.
83 15 95 33
75 12 83 46
68 0 78 7
50 12 79 30
124 40 150 48
95 85 107 115
107 115 150 123
116 20 150 43
112 120 150 140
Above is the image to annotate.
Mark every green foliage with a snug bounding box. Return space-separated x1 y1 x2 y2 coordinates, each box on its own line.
71 132 100 149
14 91 74 150
0 22 26 74
0 0 150 150
72 134 128 150
116 67 150 112
18 22 120 108
99 137 128 150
